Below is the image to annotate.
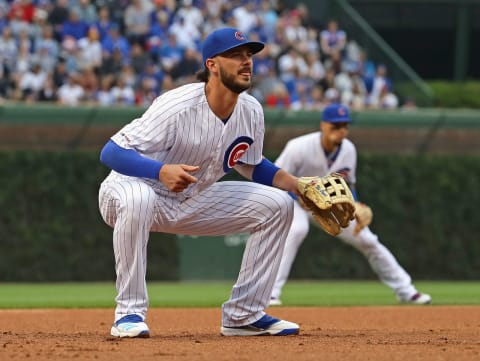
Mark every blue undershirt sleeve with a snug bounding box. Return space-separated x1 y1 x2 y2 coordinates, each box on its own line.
252 158 281 186
350 188 358 201
100 139 164 180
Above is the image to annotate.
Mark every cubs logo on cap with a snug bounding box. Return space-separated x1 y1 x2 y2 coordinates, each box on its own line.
202 27 265 64
322 103 352 123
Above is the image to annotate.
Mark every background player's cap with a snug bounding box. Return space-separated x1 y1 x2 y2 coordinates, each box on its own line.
322 103 352 123
202 28 264 64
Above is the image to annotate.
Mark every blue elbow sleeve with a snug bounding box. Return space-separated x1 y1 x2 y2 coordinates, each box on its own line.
100 139 164 180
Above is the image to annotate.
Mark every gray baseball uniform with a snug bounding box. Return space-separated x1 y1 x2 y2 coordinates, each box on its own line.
99 83 294 326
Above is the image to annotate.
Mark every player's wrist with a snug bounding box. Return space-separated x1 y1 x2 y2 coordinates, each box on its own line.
252 158 280 186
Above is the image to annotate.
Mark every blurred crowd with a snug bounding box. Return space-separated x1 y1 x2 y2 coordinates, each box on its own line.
0 0 407 110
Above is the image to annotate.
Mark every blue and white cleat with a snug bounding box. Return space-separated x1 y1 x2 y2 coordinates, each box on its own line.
110 314 150 338
221 314 299 336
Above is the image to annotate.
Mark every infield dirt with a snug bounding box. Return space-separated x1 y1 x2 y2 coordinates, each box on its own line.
1 306 479 361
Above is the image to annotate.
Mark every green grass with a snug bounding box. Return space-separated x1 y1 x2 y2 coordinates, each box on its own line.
0 281 478 309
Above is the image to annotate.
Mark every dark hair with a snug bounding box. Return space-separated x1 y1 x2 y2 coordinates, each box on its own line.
195 67 209 82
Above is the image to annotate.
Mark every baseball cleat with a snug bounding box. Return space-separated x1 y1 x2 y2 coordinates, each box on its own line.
221 314 299 336
407 292 432 305
268 297 283 306
399 292 432 305
110 314 150 338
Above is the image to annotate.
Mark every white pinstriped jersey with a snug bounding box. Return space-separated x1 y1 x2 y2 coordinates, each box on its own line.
274 131 357 186
107 82 265 198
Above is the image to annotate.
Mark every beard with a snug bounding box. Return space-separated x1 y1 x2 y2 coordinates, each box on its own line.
219 66 251 94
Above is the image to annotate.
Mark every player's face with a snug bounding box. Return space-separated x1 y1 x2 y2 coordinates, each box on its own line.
216 46 254 94
321 121 349 147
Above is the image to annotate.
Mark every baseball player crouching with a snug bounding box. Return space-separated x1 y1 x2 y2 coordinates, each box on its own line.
98 28 355 338
269 103 432 307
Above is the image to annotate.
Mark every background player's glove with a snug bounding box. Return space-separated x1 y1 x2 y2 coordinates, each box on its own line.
353 202 373 235
297 174 356 236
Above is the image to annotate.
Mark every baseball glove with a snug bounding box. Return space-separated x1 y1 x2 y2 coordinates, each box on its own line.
297 173 356 236
353 202 373 235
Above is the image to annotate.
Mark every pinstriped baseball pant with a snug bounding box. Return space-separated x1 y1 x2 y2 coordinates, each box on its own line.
99 179 294 327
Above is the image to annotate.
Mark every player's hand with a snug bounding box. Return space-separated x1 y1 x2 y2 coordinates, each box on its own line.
159 164 199 192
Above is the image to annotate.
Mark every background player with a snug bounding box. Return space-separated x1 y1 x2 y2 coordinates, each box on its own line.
97 27 342 338
269 103 432 306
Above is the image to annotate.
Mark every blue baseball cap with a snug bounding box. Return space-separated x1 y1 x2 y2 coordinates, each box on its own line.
202 27 264 64
322 103 351 123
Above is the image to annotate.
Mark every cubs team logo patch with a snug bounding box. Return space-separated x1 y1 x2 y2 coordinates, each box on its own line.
235 31 246 41
223 136 253 173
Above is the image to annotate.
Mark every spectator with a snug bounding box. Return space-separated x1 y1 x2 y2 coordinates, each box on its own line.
98 47 124 77
201 9 226 37
47 0 70 42
149 0 175 27
61 8 88 42
30 8 50 45
252 44 275 79
117 63 137 89
324 87 340 104
52 57 69 88
11 41 31 82
257 0 278 43
8 0 35 23
96 75 115 106
305 51 325 83
16 62 48 102
129 41 150 75
0 6 8 35
320 19 346 60
134 76 158 107
170 46 201 83
57 72 85 106
8 5 31 38
158 33 183 74
309 85 327 111
78 66 99 103
77 25 103 71
317 67 336 93
265 82 291 109
124 0 151 47
38 73 58 102
34 44 58 74
231 0 258 33
34 24 59 60
137 60 164 94
290 82 313 111
283 12 308 48
110 76 135 106
147 9 170 61
175 0 203 31
0 26 18 77
72 0 97 24
95 6 115 41
101 23 130 59
367 64 392 107
371 84 399 110
277 46 308 83
168 15 200 50
335 60 367 106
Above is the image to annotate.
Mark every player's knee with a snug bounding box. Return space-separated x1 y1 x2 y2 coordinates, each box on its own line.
346 231 379 252
120 184 157 220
